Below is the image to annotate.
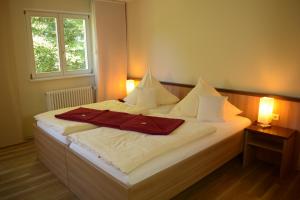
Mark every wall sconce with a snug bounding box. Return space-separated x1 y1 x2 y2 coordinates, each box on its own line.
257 97 274 128
126 80 136 95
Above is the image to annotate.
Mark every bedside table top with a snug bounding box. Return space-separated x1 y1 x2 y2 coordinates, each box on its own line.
245 124 296 139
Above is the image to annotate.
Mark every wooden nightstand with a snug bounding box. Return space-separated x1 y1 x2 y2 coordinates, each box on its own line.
243 124 296 177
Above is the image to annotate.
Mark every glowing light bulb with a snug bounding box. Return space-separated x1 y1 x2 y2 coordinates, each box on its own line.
258 97 274 127
126 80 136 95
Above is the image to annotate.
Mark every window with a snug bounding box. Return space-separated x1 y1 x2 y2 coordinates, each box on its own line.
25 11 92 79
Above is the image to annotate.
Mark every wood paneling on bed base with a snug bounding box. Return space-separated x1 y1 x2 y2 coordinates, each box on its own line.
34 123 244 199
66 131 244 200
160 82 300 170
34 124 69 186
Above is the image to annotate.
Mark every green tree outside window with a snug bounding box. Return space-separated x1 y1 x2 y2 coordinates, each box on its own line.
30 15 89 75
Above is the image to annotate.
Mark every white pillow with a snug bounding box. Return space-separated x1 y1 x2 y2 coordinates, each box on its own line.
147 104 176 115
124 90 138 105
136 88 157 109
197 96 227 122
170 78 217 117
170 78 242 118
224 100 242 119
124 70 179 105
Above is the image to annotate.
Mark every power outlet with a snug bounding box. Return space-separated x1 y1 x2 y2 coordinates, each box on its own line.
272 113 280 121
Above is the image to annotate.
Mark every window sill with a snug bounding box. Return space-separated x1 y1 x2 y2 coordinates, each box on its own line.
29 73 95 82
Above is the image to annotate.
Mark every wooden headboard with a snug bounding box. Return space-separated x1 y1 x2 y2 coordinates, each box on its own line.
129 77 300 170
160 82 300 128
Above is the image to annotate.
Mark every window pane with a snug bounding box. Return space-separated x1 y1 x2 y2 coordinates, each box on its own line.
64 18 88 71
31 16 60 73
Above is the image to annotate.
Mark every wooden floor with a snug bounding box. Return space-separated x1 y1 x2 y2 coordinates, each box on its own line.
0 141 299 200
0 141 77 200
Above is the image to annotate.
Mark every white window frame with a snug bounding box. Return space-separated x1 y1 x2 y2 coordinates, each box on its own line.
25 10 93 80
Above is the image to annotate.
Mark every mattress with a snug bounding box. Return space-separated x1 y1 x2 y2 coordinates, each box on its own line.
37 121 70 145
36 103 176 145
69 115 251 185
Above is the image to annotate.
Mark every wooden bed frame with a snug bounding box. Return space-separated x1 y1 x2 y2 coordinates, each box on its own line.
34 79 300 199
34 122 244 200
34 124 69 186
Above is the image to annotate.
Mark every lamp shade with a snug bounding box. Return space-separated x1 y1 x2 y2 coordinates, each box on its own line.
126 80 136 95
258 97 274 125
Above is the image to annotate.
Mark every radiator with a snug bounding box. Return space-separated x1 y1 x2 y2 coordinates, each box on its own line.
46 86 95 111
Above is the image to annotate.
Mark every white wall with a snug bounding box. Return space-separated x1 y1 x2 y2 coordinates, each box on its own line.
8 0 95 139
127 0 300 98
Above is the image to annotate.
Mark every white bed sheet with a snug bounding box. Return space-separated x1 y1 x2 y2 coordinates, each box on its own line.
69 115 251 186
36 103 176 145
37 121 70 145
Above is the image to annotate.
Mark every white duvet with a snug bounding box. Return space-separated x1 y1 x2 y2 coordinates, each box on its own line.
68 117 216 174
34 100 149 136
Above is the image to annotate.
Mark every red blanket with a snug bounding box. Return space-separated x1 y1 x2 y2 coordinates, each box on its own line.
55 108 184 135
55 107 107 123
120 115 185 135
90 111 137 129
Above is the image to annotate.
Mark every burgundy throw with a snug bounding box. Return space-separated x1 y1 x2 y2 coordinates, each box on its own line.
90 111 137 129
55 107 108 123
120 115 185 135
55 108 184 135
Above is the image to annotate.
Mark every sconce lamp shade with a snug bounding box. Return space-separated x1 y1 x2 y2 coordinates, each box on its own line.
258 97 274 126
126 80 136 95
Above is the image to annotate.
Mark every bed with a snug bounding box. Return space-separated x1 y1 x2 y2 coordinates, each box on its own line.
34 100 176 186
65 115 250 199
34 115 250 199
34 78 252 199
68 115 250 184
